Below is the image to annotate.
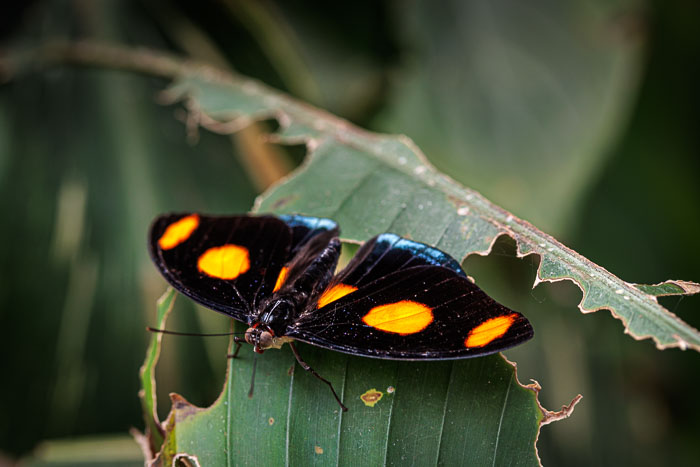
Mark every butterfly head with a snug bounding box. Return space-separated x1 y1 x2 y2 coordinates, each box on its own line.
244 325 293 353
248 296 298 353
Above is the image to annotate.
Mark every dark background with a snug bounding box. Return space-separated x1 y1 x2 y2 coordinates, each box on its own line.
1 0 698 465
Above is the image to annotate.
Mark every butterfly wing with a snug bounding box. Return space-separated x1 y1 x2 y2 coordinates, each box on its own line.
277 214 339 257
288 234 533 359
334 233 466 286
273 214 341 296
148 213 337 323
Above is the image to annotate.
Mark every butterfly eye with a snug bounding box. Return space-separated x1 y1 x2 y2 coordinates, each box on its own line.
244 327 256 345
259 331 274 349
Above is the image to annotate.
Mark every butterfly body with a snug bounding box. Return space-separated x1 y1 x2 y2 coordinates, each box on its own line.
148 213 533 407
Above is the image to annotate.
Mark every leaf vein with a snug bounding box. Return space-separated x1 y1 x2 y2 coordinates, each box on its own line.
492 372 513 467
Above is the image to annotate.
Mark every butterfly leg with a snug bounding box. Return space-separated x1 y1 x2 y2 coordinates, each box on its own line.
224 337 260 398
227 337 246 359
289 342 348 412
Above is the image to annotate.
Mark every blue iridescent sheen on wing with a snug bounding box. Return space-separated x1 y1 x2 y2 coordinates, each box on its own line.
332 232 466 288
376 233 465 276
278 214 339 256
278 214 338 233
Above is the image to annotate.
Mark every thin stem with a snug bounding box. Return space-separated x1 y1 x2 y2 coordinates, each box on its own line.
0 40 227 82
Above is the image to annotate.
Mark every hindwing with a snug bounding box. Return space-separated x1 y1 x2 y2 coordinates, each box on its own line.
289 234 533 359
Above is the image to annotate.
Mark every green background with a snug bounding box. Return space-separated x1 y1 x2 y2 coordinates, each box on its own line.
1 0 698 465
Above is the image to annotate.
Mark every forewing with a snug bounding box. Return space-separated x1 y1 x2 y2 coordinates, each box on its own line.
289 266 533 360
278 214 339 257
148 213 293 322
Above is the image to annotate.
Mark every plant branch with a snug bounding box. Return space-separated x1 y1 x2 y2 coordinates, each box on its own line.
0 39 226 83
0 39 294 191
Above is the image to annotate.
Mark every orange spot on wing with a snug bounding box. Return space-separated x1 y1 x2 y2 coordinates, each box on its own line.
197 244 250 279
158 214 200 250
273 266 289 292
317 284 358 308
464 314 518 348
362 301 433 335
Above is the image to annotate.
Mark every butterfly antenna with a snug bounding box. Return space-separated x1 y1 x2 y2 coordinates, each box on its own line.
289 342 347 412
248 352 258 398
147 326 245 337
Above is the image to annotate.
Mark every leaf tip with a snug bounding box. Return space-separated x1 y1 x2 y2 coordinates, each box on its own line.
540 394 583 426
130 427 153 460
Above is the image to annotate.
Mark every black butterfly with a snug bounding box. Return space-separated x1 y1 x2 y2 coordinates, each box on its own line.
148 213 533 410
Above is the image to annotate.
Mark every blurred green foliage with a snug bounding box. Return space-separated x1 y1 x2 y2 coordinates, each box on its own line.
0 0 698 465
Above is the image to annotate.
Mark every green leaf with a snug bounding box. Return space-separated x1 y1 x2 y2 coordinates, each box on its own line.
137 288 177 457
634 280 700 298
163 72 700 353
156 323 553 466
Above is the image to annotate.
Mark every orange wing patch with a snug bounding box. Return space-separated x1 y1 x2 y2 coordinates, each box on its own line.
464 314 517 348
273 266 289 292
197 244 250 280
158 214 200 250
362 301 433 335
317 284 358 308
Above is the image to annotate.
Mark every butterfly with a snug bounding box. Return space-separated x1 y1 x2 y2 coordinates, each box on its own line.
148 213 533 411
